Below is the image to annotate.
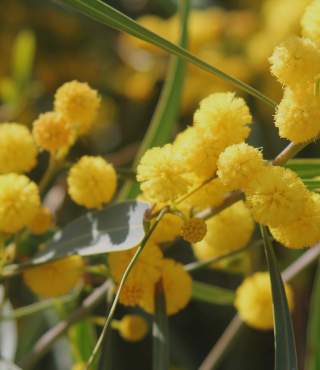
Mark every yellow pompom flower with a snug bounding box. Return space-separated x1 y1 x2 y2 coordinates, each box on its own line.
193 93 252 150
181 218 207 243
0 123 37 174
27 207 54 235
173 126 220 181
193 201 254 259
0 174 40 233
119 278 148 307
139 259 192 315
149 213 183 244
275 88 320 143
32 112 74 153
269 37 320 88
112 315 148 342
178 178 228 212
217 143 266 191
301 0 320 48
23 256 84 298
270 192 320 249
137 144 192 203
67 156 117 209
54 80 100 135
235 272 294 330
245 166 308 227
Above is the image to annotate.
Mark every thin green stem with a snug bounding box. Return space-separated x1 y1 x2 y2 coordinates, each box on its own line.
86 207 169 369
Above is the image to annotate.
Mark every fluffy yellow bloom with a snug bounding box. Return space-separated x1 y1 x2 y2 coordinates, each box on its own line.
178 177 228 212
67 156 117 208
269 37 320 88
275 88 320 143
193 201 254 259
0 174 40 233
119 278 147 307
149 213 183 244
302 0 320 48
137 144 192 203
32 112 74 153
181 218 207 243
54 80 100 135
193 93 252 150
245 166 308 227
113 315 148 342
270 192 320 249
0 123 37 174
27 207 54 235
235 272 294 330
23 256 84 298
173 126 220 181
217 143 266 190
139 259 192 315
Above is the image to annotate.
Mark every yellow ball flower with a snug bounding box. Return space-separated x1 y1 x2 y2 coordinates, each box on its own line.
193 201 254 259
0 123 37 174
269 37 320 88
245 166 308 227
137 144 192 203
301 0 320 48
113 315 148 342
149 213 183 244
270 192 320 249
27 207 54 235
193 92 252 150
275 88 320 143
178 177 228 212
119 278 147 307
67 156 117 209
0 174 40 233
32 112 74 153
235 272 294 330
54 80 100 135
173 126 220 181
23 256 84 298
139 259 192 315
181 218 207 243
217 143 266 191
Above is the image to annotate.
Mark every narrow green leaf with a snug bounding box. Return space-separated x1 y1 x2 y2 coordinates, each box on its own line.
118 0 190 200
59 0 276 108
153 284 169 370
302 179 320 191
305 262 320 370
69 320 97 366
260 225 298 370
192 281 234 305
286 159 320 178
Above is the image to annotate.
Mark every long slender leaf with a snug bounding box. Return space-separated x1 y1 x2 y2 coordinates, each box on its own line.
59 0 276 108
119 0 190 200
260 225 298 370
286 159 320 178
192 281 234 305
305 262 320 370
153 284 169 370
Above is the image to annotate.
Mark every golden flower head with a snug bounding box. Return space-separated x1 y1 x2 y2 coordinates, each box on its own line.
245 166 308 227
301 0 320 48
32 111 74 153
235 272 294 330
27 207 54 235
54 80 100 135
23 256 84 298
0 123 37 174
113 315 148 342
139 259 192 315
181 218 207 243
67 156 117 209
0 174 40 233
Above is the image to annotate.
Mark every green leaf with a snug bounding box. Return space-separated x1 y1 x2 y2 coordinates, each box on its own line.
153 285 169 370
302 179 320 191
286 159 320 178
118 0 190 200
192 281 235 305
69 320 97 366
59 0 275 108
260 225 298 370
305 262 320 370
24 201 149 267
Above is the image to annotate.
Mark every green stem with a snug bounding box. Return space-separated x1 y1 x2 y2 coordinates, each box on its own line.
86 207 169 369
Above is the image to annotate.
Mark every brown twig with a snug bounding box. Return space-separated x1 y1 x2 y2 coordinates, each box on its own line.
19 280 113 370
